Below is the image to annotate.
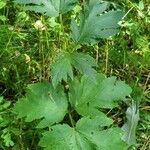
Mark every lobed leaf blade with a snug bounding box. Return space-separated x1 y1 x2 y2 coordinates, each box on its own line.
71 0 124 44
39 116 127 150
69 74 132 117
51 52 96 88
13 81 68 128
51 53 73 88
15 0 77 17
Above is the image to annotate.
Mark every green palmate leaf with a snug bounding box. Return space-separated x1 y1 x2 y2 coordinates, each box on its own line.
76 117 127 150
13 81 68 128
39 116 127 150
69 74 132 117
51 53 74 88
87 128 127 150
122 102 139 146
15 0 77 17
51 52 96 87
39 124 93 150
69 74 105 117
95 76 132 108
71 52 97 80
71 0 124 44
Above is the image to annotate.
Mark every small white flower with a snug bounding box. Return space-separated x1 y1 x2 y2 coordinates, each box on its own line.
34 20 46 31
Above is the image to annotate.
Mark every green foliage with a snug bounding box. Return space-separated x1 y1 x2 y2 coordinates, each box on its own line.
71 0 124 44
2 0 133 149
14 81 68 128
51 52 96 87
14 73 132 149
1 128 14 147
0 0 149 149
0 0 6 9
107 0 150 81
0 97 16 147
15 0 77 17
69 75 132 117
51 53 74 87
0 0 6 22
39 119 127 150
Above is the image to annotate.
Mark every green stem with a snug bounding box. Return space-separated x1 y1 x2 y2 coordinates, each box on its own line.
59 14 67 51
105 42 109 74
95 44 99 65
39 31 43 81
69 113 75 128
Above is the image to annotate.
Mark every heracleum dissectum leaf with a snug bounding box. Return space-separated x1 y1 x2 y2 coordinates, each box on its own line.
71 52 97 80
51 52 96 88
39 116 127 150
39 124 94 150
69 74 132 117
122 102 139 146
95 76 132 108
88 128 128 150
13 81 68 128
71 0 124 44
51 53 74 88
77 117 127 150
15 0 77 17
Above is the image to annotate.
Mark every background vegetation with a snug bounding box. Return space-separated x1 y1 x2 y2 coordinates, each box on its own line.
0 0 149 149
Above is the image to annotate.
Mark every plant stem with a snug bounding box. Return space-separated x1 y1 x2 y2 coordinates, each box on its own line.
69 113 75 128
95 44 99 65
59 14 67 51
105 41 109 74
